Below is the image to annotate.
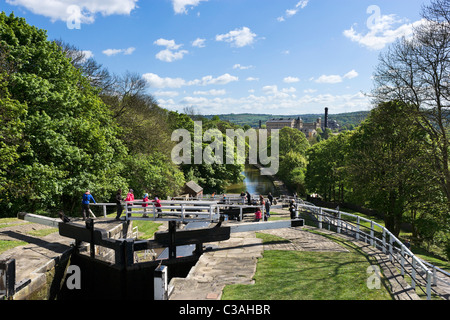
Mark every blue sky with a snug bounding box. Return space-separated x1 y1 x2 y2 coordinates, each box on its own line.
2 0 427 115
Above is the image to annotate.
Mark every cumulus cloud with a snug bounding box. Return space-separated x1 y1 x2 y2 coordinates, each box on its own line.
154 39 188 62
142 73 238 88
343 12 425 50
314 70 359 84
216 27 257 48
284 76 300 83
102 47 135 56
5 0 138 23
172 0 208 14
192 38 206 48
156 90 369 115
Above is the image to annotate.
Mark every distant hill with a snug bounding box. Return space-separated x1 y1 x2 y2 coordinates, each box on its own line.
203 111 370 129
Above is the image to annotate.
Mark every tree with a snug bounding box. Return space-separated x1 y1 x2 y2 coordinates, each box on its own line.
345 101 433 236
372 0 450 209
305 131 350 202
0 12 127 214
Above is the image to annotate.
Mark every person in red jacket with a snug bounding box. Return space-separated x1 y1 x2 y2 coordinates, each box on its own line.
142 193 149 217
153 197 162 217
125 189 134 217
254 208 262 222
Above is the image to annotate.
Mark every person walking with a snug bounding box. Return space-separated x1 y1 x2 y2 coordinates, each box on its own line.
289 200 296 220
264 198 271 221
153 197 162 217
115 189 124 220
81 190 96 221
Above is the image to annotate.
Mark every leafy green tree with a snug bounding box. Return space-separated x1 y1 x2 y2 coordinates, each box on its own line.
0 12 127 215
305 131 351 202
345 101 432 236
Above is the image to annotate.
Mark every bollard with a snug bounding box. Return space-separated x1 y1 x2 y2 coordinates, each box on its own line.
154 265 168 300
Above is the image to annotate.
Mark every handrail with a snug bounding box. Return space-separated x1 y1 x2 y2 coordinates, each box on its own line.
297 202 438 300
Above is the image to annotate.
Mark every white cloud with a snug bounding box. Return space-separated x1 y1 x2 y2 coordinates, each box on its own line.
156 49 188 62
246 77 259 82
278 0 309 22
343 13 425 50
172 0 208 14
142 73 238 88
102 47 135 56
157 90 370 115
233 64 253 70
315 74 343 84
194 89 226 96
80 50 94 61
284 76 300 83
192 38 206 48
314 69 359 84
343 70 359 79
154 39 188 62
154 39 182 50
192 74 239 86
143 73 187 88
5 0 138 23
216 27 257 48
153 91 180 97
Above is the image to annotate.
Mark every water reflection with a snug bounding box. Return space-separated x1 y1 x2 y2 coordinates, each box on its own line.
226 165 277 196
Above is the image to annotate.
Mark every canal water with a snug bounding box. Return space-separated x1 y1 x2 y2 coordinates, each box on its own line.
226 165 277 196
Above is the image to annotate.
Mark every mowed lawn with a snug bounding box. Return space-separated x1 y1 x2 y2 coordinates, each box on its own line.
222 235 393 300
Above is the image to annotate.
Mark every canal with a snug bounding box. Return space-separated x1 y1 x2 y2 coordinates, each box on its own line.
226 165 278 196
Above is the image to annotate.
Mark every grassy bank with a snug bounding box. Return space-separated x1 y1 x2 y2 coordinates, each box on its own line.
221 232 393 300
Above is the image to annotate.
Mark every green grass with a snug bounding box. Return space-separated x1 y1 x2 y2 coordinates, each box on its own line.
221 231 393 300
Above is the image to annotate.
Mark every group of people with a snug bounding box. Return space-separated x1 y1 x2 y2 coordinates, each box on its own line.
80 189 162 221
81 189 297 222
114 189 162 220
253 192 274 222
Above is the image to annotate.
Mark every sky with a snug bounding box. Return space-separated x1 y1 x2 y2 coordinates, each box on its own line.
1 0 428 115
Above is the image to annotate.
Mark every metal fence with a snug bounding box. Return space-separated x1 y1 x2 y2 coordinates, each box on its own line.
297 202 450 300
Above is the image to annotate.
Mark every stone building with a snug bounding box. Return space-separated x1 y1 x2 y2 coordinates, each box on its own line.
266 117 322 138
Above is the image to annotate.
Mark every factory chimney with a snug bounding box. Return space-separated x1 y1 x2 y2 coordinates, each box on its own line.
324 108 329 130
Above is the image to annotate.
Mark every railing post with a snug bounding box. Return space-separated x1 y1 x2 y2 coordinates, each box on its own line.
382 229 386 254
318 208 323 229
337 212 341 234
103 205 107 218
433 266 437 287
400 245 405 276
356 216 360 240
426 271 432 300
370 221 374 246
389 233 393 262
411 257 416 289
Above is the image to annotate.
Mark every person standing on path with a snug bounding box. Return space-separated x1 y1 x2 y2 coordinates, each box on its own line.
115 189 124 220
125 189 135 217
81 190 96 221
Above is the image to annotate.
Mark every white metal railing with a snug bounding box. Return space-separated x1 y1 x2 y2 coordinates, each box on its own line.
123 200 221 223
297 202 443 300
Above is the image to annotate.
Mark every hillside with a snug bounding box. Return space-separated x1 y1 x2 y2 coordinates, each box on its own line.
203 111 370 130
